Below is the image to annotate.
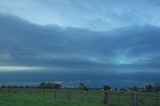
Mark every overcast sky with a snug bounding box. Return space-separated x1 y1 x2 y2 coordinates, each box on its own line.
0 0 160 87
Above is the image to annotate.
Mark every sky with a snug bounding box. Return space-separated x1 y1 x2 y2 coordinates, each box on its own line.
0 0 160 87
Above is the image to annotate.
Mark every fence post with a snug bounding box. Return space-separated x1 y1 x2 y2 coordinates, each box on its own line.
103 91 108 106
117 93 120 106
54 89 57 100
81 91 84 102
43 89 46 97
131 93 137 106
67 89 71 101
156 96 159 106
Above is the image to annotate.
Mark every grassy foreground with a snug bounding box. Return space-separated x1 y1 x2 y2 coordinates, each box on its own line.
0 89 102 106
0 88 159 106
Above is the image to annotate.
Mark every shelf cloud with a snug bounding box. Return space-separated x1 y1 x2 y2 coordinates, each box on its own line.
0 0 160 87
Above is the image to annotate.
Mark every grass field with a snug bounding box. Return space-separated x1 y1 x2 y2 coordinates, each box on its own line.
0 88 159 106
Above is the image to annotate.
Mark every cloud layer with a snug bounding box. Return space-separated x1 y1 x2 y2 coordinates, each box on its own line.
1 0 160 87
1 0 160 31
0 13 160 87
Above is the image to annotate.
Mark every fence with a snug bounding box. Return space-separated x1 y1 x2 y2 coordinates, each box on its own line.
104 91 160 106
0 88 159 106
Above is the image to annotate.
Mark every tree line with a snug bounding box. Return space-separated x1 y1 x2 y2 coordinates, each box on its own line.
0 82 160 93
0 82 62 89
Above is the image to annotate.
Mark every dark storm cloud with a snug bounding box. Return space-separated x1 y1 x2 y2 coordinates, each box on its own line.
1 13 160 86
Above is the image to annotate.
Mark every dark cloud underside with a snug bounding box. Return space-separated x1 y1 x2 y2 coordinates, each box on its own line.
0 13 160 87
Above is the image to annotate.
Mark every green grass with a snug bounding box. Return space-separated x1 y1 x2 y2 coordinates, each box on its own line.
0 88 159 106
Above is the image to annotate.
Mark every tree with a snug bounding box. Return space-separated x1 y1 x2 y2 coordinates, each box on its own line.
7 85 11 88
132 86 138 91
39 82 62 89
120 88 127 91
145 84 153 92
1 85 6 88
79 83 89 91
114 88 118 91
153 84 160 93
45 83 53 89
53 83 62 89
103 85 112 91
19 85 24 88
12 85 18 88
39 82 46 88
24 85 30 88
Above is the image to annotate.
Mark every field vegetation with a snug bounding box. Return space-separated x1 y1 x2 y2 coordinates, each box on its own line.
0 87 159 106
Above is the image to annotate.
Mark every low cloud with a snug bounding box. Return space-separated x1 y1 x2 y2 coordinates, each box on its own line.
0 66 49 72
